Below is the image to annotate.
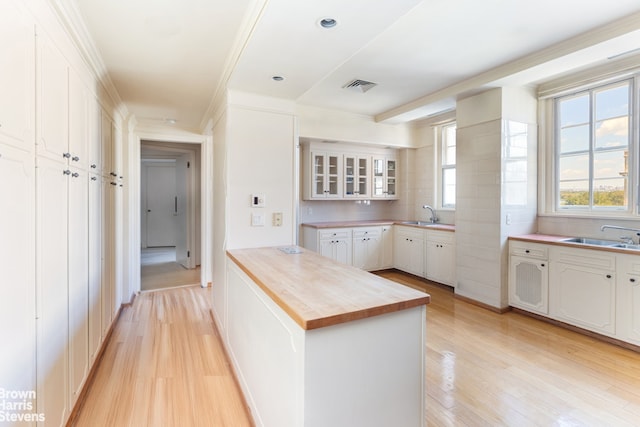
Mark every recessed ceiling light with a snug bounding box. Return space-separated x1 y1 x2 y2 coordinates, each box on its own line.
164 118 177 125
272 76 284 81
319 18 337 29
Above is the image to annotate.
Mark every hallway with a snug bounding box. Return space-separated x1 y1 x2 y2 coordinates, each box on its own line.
141 247 201 291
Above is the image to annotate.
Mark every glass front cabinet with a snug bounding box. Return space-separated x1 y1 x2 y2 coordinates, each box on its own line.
344 155 369 199
372 156 397 198
310 151 342 199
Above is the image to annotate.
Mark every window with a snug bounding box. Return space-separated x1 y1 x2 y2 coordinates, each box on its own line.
554 80 631 212
440 123 456 208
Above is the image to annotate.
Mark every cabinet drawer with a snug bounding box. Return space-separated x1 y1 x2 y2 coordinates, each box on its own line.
509 241 548 260
318 229 351 240
551 247 615 270
394 225 424 240
426 230 454 244
353 227 381 239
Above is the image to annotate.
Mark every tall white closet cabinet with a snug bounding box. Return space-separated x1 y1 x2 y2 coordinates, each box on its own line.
0 1 122 426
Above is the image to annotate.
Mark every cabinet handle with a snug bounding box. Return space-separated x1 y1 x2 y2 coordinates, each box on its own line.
541 263 545 267
110 182 117 186
631 278 636 283
63 169 71 175
72 172 79 178
63 152 71 159
91 176 97 181
72 156 80 162
525 249 530 254
110 172 117 177
91 164 97 169
606 274 612 279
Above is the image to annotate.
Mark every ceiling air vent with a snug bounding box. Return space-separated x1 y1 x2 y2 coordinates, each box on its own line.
342 79 377 93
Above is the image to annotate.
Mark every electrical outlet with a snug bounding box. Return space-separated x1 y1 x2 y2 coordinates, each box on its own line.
273 212 283 226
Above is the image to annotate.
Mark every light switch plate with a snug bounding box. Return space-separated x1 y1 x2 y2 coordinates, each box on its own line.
251 213 265 226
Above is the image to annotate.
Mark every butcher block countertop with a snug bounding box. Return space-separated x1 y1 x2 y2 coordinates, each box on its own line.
226 246 430 331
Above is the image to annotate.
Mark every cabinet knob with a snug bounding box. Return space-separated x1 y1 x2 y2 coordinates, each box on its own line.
631 278 636 283
606 274 612 279
91 164 97 169
541 263 545 267
63 169 71 175
91 176 97 181
525 249 530 253
72 172 79 178
63 152 71 159
72 156 80 162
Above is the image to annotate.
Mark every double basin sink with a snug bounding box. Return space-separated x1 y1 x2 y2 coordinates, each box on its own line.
561 237 640 250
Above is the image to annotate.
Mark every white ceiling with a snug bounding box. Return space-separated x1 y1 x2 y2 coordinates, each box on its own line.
72 0 640 130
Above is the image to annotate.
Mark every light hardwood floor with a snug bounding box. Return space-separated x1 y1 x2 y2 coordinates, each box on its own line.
73 272 640 426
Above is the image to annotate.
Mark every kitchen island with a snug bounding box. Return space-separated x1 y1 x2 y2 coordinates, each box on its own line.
218 246 429 427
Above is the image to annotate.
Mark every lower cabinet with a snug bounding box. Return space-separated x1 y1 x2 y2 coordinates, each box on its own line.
617 255 640 346
508 241 549 315
549 247 616 337
318 229 353 265
380 225 394 269
353 227 383 271
425 230 455 286
393 226 425 277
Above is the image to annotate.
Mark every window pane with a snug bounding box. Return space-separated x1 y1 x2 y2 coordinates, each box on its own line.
442 125 456 166
442 168 455 207
558 154 588 181
595 116 628 150
559 94 589 127
559 181 589 207
594 178 626 207
560 124 589 153
594 150 628 179
595 83 629 121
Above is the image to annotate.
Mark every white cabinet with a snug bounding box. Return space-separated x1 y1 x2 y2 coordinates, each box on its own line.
0 142 36 400
68 67 90 170
372 156 397 199
88 173 103 363
549 247 616 337
36 156 70 427
508 241 549 315
0 0 35 152
305 151 342 199
394 226 425 277
318 228 352 265
353 227 382 271
344 155 369 198
380 225 394 269
616 255 640 346
426 230 456 286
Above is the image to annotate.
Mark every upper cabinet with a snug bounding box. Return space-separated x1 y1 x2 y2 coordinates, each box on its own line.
372 155 397 199
308 151 342 199
302 141 398 200
344 155 369 199
0 0 35 152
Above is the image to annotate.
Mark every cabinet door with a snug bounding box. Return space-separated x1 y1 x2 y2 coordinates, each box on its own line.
88 174 103 362
68 68 89 169
618 272 640 346
101 177 113 338
394 227 425 276
549 261 616 336
68 168 89 408
427 241 455 286
386 158 397 197
334 238 352 265
380 226 394 269
37 31 69 161
372 158 385 197
101 110 113 177
344 156 369 198
0 142 36 397
88 99 102 172
508 255 548 314
353 228 382 271
36 156 69 427
0 0 35 151
310 152 341 198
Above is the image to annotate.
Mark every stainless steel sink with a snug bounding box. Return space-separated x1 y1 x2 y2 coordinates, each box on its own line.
610 243 640 250
401 221 433 226
560 237 622 246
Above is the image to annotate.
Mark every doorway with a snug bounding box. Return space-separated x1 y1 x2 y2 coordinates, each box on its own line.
140 141 201 291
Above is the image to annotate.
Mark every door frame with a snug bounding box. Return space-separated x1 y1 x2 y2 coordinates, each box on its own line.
125 127 210 296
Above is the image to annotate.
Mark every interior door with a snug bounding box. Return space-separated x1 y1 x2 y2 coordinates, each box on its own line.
145 163 177 247
175 154 190 268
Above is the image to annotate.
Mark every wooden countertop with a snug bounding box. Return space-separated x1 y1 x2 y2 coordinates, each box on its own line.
302 220 455 232
226 246 430 331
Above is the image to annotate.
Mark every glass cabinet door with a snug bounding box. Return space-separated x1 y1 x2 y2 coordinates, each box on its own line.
327 154 340 196
373 158 385 197
357 157 368 197
386 159 396 196
345 156 355 196
313 153 325 197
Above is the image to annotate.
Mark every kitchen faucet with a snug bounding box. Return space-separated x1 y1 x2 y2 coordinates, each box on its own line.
600 224 640 244
422 205 438 224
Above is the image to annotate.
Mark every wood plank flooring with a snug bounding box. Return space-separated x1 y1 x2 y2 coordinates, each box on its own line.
72 271 640 426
